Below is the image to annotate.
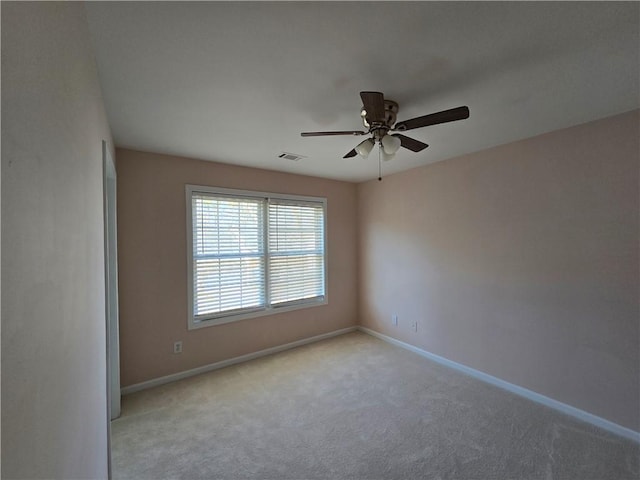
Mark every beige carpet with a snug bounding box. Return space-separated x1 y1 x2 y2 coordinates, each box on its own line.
112 331 639 479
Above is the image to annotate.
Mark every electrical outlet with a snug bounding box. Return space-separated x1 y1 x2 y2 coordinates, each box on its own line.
392 314 398 326
173 341 183 354
411 321 418 332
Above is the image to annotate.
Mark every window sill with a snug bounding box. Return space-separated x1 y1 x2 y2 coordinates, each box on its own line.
188 297 328 330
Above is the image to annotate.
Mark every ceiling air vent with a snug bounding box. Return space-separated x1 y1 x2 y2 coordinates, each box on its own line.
278 152 306 162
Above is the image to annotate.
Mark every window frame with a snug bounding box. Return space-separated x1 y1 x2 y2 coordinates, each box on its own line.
186 184 328 330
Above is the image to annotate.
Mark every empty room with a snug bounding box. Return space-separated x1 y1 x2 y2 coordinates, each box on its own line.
2 2 639 479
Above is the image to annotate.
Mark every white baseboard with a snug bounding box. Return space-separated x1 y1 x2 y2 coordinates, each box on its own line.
121 326 357 395
358 326 640 444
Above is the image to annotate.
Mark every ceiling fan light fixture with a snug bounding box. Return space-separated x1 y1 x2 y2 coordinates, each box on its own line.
381 134 401 155
355 138 374 158
381 149 395 162
360 108 369 127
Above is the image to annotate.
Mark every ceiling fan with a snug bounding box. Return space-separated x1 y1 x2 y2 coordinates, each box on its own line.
301 91 469 161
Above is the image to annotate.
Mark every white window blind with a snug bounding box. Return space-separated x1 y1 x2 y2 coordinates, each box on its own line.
188 186 326 328
268 201 325 306
191 193 265 319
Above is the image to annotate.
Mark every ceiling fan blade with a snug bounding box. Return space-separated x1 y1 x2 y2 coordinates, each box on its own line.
301 130 366 137
343 149 358 158
394 106 469 132
393 134 429 152
360 91 385 124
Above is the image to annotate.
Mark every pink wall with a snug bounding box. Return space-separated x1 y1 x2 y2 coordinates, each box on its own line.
116 149 358 386
358 110 639 431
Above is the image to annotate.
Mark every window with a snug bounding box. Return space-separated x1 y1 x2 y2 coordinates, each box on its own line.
186 185 327 329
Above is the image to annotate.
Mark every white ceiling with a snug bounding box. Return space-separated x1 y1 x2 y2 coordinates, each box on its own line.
86 2 639 183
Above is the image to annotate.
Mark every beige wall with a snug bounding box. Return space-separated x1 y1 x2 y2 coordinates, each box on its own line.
116 149 358 387
358 110 639 431
1 2 114 478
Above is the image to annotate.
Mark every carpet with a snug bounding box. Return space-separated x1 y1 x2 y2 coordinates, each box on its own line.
112 331 639 479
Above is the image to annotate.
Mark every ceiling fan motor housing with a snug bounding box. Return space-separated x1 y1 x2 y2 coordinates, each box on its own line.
361 100 399 132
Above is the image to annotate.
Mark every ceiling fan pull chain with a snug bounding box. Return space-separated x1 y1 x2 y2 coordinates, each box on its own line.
378 144 382 182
